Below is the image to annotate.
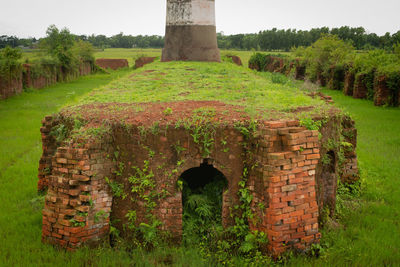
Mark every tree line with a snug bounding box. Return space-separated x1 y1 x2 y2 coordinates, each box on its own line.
218 27 400 51
1 26 400 51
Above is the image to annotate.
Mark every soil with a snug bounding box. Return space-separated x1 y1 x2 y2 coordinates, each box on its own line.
62 100 256 128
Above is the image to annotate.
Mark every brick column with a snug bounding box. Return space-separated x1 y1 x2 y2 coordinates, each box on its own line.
42 144 113 250
261 122 321 255
38 115 58 192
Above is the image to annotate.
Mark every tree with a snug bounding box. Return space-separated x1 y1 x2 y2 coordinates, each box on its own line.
40 25 77 69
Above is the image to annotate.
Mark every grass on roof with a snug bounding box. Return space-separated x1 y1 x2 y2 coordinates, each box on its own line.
75 60 326 120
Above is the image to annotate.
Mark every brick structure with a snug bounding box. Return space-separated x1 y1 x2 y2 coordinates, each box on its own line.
134 57 157 69
95 59 129 70
23 64 58 90
343 71 355 96
38 102 359 255
353 74 368 99
374 75 397 106
0 71 22 99
227 55 243 66
0 62 93 99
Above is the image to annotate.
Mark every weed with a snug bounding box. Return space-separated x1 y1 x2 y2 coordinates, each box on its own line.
105 177 127 199
300 117 322 130
50 124 69 142
163 107 173 116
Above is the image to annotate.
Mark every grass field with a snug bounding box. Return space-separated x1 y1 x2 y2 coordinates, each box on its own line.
93 48 262 67
22 48 288 67
0 57 399 266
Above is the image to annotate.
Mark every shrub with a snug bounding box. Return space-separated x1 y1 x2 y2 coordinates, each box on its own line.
303 35 354 82
394 43 400 59
0 46 22 80
72 40 95 63
248 53 267 70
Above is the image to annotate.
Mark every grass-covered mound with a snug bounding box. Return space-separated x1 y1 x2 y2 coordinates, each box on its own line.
66 60 327 122
43 60 337 265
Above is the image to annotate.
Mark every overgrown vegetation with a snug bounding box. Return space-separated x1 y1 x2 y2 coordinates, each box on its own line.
37 25 95 74
0 46 22 81
250 35 400 106
78 60 325 120
1 49 399 265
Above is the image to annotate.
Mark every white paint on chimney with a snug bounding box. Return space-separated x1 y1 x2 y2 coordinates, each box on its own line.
166 0 216 26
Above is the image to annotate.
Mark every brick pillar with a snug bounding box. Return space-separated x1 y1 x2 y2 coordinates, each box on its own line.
341 118 360 184
38 115 58 192
42 144 113 250
261 121 320 255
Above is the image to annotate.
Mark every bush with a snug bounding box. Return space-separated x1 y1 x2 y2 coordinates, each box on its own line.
73 40 95 63
302 35 354 82
0 46 22 80
394 43 400 59
248 53 267 70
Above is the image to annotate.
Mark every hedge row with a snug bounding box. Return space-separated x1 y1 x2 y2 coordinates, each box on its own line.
249 36 400 107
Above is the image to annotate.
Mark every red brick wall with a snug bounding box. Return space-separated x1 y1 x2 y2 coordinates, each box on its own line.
95 59 129 70
135 57 156 69
41 141 114 250
343 71 355 96
1 62 93 99
0 72 23 99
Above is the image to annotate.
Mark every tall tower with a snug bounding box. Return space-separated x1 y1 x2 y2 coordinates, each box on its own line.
162 0 221 62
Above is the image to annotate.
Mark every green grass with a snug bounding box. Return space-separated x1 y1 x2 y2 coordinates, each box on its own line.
0 68 134 266
287 90 400 266
77 61 324 120
0 59 399 266
23 48 288 68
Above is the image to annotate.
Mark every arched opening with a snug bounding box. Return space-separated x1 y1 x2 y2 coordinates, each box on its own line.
325 150 336 173
179 160 228 245
322 150 337 215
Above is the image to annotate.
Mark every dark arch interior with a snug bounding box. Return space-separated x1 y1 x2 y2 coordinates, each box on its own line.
326 151 336 173
180 163 227 193
179 162 228 244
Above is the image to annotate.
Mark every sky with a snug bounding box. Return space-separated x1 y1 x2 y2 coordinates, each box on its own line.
1 0 399 38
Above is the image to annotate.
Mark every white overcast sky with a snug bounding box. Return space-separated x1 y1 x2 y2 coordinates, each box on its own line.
1 0 399 38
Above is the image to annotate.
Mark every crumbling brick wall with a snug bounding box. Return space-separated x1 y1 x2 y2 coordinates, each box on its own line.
0 72 22 99
39 111 358 255
135 57 157 69
41 139 114 250
95 59 129 70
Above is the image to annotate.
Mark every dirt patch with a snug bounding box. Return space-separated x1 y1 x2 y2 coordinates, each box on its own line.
96 58 129 70
62 101 253 128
